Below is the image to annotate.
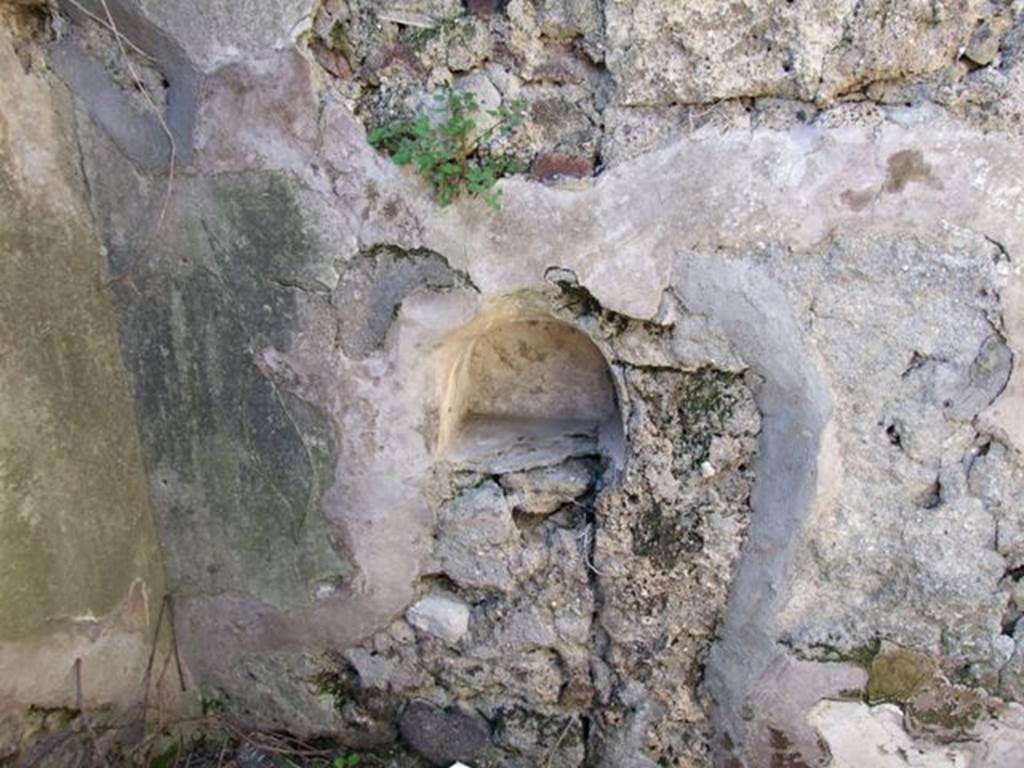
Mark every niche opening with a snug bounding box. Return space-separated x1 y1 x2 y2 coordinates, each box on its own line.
438 309 624 473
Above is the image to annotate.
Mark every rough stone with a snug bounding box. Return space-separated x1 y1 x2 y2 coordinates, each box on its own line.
529 152 595 181
466 0 503 18
433 480 518 591
964 11 1014 67
309 0 1024 170
499 459 596 516
494 708 586 768
810 699 1024 768
406 592 472 643
114 0 316 72
590 364 761 764
399 700 492 766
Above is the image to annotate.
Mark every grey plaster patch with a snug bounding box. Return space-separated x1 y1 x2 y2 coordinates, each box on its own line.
52 0 198 167
332 244 476 359
122 0 315 72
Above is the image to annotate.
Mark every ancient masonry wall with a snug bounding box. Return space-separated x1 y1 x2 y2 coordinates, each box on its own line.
3 0 1024 766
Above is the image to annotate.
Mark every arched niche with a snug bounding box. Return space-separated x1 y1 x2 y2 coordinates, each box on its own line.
437 300 624 473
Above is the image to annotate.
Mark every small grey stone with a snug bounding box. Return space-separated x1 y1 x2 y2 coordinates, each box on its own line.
964 19 1006 67
343 647 396 691
435 481 517 591
406 592 470 644
500 459 595 516
237 744 293 768
399 700 491 766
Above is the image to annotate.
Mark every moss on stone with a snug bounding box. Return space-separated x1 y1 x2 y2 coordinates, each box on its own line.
865 647 936 704
631 501 703 570
801 638 881 668
676 368 746 469
906 679 987 739
328 21 356 62
312 669 356 712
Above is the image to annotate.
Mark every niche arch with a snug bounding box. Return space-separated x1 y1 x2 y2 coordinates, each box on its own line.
437 298 625 472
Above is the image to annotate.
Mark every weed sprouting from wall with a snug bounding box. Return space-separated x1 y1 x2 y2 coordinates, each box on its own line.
367 88 527 210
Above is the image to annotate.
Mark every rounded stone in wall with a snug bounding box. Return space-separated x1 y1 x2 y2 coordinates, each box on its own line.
399 700 491 767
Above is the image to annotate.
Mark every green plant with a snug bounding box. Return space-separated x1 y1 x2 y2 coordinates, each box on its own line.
333 754 362 768
368 88 527 210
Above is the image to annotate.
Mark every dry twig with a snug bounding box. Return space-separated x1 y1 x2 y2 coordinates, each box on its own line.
74 658 109 767
61 0 154 61
542 716 576 767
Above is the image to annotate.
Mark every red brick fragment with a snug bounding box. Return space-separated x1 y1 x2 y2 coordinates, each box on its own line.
311 39 352 79
530 153 595 181
466 0 503 17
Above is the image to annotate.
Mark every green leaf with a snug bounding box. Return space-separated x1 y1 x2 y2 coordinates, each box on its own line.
411 116 432 138
364 86 526 210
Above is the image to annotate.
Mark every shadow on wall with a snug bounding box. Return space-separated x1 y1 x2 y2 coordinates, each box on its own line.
436 300 626 473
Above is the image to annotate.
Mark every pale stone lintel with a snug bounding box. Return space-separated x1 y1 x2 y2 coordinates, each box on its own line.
417 117 1024 321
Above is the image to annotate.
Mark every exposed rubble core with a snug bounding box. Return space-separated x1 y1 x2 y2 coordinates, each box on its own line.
310 294 760 766
310 0 1024 172
591 368 759 766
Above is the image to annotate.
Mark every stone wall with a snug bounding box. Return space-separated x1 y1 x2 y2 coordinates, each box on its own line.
2 0 1024 765
311 0 1024 171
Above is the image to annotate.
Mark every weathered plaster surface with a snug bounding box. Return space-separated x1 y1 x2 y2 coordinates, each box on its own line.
0 6 166 747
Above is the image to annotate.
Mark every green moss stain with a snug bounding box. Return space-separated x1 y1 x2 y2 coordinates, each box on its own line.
312 668 357 712
865 647 936 704
631 501 704 570
799 638 881 668
861 646 990 737
114 173 350 608
328 22 356 62
676 368 746 469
